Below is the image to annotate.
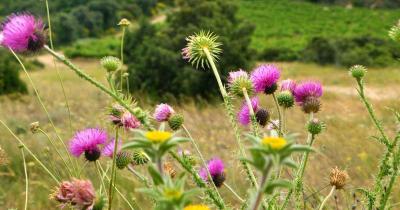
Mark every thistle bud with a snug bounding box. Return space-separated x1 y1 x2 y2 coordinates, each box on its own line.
276 91 294 108
389 21 400 42
100 56 121 72
349 65 367 80
116 151 133 169
132 150 150 165
30 121 40 133
118 18 131 27
255 108 270 127
168 114 184 131
92 195 105 210
329 167 349 189
307 118 325 135
302 97 321 114
228 70 253 97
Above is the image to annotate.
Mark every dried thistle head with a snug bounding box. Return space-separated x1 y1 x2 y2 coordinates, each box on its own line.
329 167 349 189
30 121 40 133
0 146 9 166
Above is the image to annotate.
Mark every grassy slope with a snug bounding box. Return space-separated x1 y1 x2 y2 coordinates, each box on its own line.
238 0 400 51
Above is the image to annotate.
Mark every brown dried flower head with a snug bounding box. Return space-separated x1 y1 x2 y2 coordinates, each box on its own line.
0 146 9 166
329 167 349 189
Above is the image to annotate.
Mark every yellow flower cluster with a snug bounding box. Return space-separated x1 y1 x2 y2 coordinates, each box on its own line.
145 131 172 143
184 204 210 210
261 137 287 150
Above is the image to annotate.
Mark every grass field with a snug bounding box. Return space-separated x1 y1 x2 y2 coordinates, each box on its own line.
0 55 399 208
237 0 400 52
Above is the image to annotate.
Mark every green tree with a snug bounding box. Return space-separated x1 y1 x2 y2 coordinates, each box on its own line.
124 0 255 101
0 50 27 95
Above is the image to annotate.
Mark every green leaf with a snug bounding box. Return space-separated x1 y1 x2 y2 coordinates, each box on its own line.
281 159 298 169
148 165 164 185
289 145 314 153
264 179 292 194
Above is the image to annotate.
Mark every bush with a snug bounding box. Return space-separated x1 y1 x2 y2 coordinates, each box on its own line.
0 49 27 95
259 48 300 62
64 37 119 58
124 0 255 101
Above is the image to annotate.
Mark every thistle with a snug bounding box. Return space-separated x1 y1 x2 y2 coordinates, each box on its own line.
294 81 323 114
29 121 40 134
319 167 349 210
228 70 254 97
276 91 294 108
100 56 121 73
69 128 107 162
183 31 221 69
116 151 133 169
168 114 184 131
349 65 367 81
307 118 325 135
250 64 281 95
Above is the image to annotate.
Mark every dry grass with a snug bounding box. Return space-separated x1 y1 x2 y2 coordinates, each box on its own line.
0 57 399 209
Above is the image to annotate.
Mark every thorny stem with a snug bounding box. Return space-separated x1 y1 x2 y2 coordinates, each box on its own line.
318 186 335 210
108 129 119 210
119 26 126 91
127 164 151 187
0 119 60 184
156 155 163 175
182 125 224 201
20 147 28 210
45 46 153 130
223 182 245 203
272 93 283 137
250 162 273 210
243 88 260 137
9 48 77 176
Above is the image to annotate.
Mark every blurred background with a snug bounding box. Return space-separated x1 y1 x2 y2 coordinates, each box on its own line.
0 0 400 209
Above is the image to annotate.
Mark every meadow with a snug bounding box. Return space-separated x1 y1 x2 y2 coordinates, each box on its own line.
0 55 399 208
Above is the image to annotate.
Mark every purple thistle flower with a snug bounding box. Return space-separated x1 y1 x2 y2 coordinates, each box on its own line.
181 47 191 60
121 112 141 130
102 139 122 158
280 79 296 93
250 64 281 93
293 81 323 104
69 128 107 161
237 97 259 126
199 158 226 187
228 69 248 85
1 13 46 52
154 103 175 122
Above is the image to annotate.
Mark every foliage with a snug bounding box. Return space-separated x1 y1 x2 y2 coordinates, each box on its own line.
64 37 119 58
124 0 255 101
0 49 27 95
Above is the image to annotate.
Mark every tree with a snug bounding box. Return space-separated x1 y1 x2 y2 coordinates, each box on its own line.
124 0 255 101
0 49 27 95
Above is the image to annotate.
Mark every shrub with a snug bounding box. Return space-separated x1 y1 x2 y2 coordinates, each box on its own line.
124 0 255 101
0 49 27 95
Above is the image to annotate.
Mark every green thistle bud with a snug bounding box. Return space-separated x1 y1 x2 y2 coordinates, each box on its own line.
168 114 184 131
307 118 325 135
132 150 150 165
116 151 133 169
133 107 149 124
184 31 222 69
230 77 254 97
100 56 121 72
389 21 400 42
349 65 367 80
92 194 106 210
255 108 270 127
302 97 321 114
276 91 294 108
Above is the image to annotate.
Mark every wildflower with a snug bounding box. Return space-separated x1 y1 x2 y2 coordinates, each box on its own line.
199 158 225 187
237 97 259 126
255 108 270 127
294 81 323 113
116 151 133 169
1 13 46 52
261 137 287 150
307 118 325 135
109 103 125 126
69 128 107 162
118 18 131 27
183 31 222 69
250 64 281 94
280 79 296 93
121 111 141 130
53 179 95 209
349 65 367 80
329 167 349 189
276 91 294 108
145 131 172 143
132 150 150 165
29 121 40 133
228 69 253 97
184 205 210 210
168 114 184 131
100 56 121 72
102 139 122 158
154 103 175 122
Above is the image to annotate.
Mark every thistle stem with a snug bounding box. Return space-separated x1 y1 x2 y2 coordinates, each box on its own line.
156 155 163 175
95 161 107 196
0 119 60 184
272 93 283 137
203 48 227 97
318 186 335 210
223 182 245 203
20 147 29 210
243 88 259 137
249 162 273 210
120 26 126 91
127 164 151 187
108 129 119 210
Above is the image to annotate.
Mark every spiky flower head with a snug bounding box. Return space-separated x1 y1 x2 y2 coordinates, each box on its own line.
250 64 281 94
280 79 296 93
329 167 349 189
199 158 225 187
116 151 133 169
52 179 95 210
132 150 150 165
118 18 131 27
102 139 122 158
154 103 175 122
228 70 254 97
168 114 184 131
145 131 173 143
349 65 367 80
1 13 46 52
294 81 323 113
389 20 400 42
255 108 270 127
100 56 121 72
307 118 325 135
276 91 294 108
69 128 107 162
183 31 222 69
30 121 40 133
121 111 141 130
237 97 259 126
184 205 210 210
261 137 287 150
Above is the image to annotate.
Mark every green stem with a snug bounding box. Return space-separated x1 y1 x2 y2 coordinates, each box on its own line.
243 88 259 137
108 129 119 210
0 119 60 184
44 46 152 130
272 93 283 137
127 164 151 188
20 147 29 210
223 182 245 203
249 162 273 210
120 26 126 91
319 186 335 210
95 161 107 196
